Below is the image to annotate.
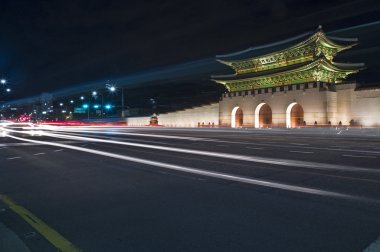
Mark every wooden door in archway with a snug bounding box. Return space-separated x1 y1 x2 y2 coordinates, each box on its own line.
235 108 243 127
259 104 272 127
291 104 304 127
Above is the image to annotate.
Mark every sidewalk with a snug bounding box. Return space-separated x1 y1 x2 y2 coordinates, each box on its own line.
0 221 31 252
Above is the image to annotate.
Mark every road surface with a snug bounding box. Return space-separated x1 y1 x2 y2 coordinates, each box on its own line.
0 124 380 251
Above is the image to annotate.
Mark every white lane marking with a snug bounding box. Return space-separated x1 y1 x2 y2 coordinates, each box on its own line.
290 150 314 154
216 144 228 147
0 141 79 147
325 148 380 155
246 147 264 150
0 147 7 150
36 131 380 174
26 126 380 156
7 157 21 160
364 236 380 252
290 143 309 146
53 149 64 152
337 130 342 135
342 154 376 159
7 134 379 204
33 153 45 156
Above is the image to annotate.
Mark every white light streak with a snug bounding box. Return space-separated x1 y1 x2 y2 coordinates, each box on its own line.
38 130 380 175
6 134 378 204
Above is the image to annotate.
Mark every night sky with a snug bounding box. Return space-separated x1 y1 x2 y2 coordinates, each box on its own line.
1 0 380 110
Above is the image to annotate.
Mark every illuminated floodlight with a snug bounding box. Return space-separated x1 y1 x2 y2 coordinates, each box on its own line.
80 96 85 100
105 104 112 110
59 103 63 106
62 110 66 113
70 100 74 104
82 104 89 109
42 111 47 115
93 104 99 109
92 91 97 96
0 79 6 84
5 88 11 92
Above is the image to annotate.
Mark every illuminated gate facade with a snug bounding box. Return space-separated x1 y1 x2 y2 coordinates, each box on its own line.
213 26 368 127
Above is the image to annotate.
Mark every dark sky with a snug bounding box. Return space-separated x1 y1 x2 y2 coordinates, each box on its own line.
1 0 380 109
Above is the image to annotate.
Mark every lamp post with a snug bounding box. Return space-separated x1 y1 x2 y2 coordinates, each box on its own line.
92 91 103 118
121 87 125 118
106 83 125 118
82 104 89 120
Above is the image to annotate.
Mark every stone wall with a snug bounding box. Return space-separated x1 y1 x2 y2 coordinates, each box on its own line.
126 103 219 127
352 88 380 126
126 83 380 128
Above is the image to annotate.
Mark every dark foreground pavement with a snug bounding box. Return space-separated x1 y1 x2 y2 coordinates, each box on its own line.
0 126 379 251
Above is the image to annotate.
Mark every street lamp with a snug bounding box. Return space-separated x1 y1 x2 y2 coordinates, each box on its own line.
92 91 103 118
0 79 6 84
5 88 11 93
108 86 116 92
80 96 84 100
106 83 125 118
82 104 89 120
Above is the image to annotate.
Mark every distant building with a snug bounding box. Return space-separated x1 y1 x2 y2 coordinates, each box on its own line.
127 26 380 127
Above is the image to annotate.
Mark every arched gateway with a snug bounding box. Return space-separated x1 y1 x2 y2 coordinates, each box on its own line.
286 103 304 128
213 27 364 128
231 106 243 128
255 103 272 128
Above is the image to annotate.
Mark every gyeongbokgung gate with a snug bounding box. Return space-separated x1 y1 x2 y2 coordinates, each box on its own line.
212 25 372 128
127 26 380 128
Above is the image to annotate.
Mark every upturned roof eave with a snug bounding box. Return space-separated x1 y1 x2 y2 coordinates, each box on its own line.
216 26 358 66
212 56 363 83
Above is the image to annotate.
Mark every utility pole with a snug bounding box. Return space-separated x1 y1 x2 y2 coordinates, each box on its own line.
121 87 125 118
101 94 104 119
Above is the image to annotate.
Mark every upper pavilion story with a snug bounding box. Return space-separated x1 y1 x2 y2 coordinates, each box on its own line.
212 25 365 92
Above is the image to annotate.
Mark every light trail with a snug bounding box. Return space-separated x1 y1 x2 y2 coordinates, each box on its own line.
6 134 380 204
38 125 380 155
3 125 378 175
40 131 380 174
40 125 210 141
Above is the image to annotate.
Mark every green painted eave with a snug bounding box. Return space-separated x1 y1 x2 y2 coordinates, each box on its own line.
213 57 363 92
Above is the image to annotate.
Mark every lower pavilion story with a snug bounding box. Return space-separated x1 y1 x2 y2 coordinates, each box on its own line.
126 82 380 128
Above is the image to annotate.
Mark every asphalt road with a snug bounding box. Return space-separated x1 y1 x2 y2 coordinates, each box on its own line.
1 125 380 252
